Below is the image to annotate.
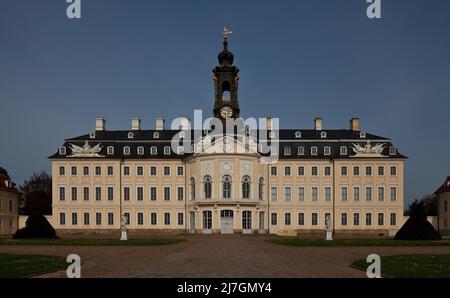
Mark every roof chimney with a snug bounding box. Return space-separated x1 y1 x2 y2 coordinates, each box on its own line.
267 117 273 131
156 117 165 131
314 117 323 131
350 117 360 131
96 117 105 131
132 117 141 131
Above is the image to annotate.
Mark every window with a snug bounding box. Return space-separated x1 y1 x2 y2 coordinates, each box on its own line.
190 178 196 200
71 166 77 176
341 166 348 176
124 187 130 201
107 186 114 201
178 213 184 226
150 186 157 201
270 187 278 201
284 186 292 201
242 176 251 199
150 166 157 176
222 175 232 199
164 213 171 226
366 213 372 226
8 200 12 212
284 166 291 176
321 131 327 138
298 213 305 226
390 213 397 226
390 187 397 201
311 187 318 201
285 213 291 226
96 213 102 225
59 186 66 201
107 146 114 155
137 146 144 155
378 213 384 226
311 166 318 176
271 213 277 226
445 201 448 212
95 186 101 201
60 213 66 225
83 166 89 176
298 146 305 155
59 146 66 155
353 186 360 201
390 166 397 176
295 131 302 138
298 187 305 201
389 146 397 155
83 186 89 201
137 186 144 201
108 213 114 225
71 187 77 201
325 187 331 201
284 146 291 156
123 166 130 176
340 146 347 155
242 211 252 230
164 146 171 155
177 146 184 155
354 213 360 226
360 131 366 138
324 166 331 176
59 166 65 176
107 166 114 176
137 213 144 225
353 166 360 176
366 166 372 176
341 186 348 201
324 146 331 156
258 178 264 200
365 187 372 201
151 146 157 155
311 146 318 156
151 213 157 225
177 187 184 201
298 166 305 176
341 213 348 226
128 132 134 139
378 187 385 201
137 166 144 176
177 166 184 176
270 166 277 176
123 146 131 155
163 166 170 176
72 213 78 225
311 213 318 226
202 211 212 229
164 187 171 201
378 166 384 176
153 131 160 139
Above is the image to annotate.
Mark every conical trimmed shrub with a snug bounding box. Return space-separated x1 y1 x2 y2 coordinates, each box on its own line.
394 214 441 240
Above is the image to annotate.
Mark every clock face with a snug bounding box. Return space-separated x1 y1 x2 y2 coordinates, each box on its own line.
220 106 233 119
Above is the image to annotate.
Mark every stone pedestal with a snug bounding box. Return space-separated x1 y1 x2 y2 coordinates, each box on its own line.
326 231 333 241
120 230 128 241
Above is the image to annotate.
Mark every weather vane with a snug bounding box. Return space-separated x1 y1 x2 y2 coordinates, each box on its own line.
223 26 232 39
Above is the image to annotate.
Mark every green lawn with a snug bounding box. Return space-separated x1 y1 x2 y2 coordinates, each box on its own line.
268 238 450 247
352 254 450 278
0 254 67 278
0 237 185 246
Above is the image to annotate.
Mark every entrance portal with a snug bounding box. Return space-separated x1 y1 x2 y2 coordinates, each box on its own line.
220 210 234 234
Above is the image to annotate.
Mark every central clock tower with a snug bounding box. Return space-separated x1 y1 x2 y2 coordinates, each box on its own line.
213 28 240 120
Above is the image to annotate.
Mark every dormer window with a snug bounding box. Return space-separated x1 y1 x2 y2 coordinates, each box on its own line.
164 146 171 155
271 146 278 156
284 146 291 156
311 146 318 156
150 146 157 155
137 146 144 155
324 146 331 156
320 131 327 139
360 131 366 139
269 131 275 138
59 146 66 155
295 131 302 138
123 146 131 155
89 132 96 139
340 146 348 155
107 146 114 155
128 132 134 139
298 146 305 156
389 146 397 156
153 132 160 139
177 146 184 155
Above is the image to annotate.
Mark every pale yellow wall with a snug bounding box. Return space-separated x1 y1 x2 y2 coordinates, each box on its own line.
438 191 450 234
0 189 19 235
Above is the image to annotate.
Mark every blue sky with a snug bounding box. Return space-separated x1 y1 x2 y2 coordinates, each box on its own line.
1 0 450 207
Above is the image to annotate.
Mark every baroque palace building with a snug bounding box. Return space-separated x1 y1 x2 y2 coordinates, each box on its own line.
50 33 407 236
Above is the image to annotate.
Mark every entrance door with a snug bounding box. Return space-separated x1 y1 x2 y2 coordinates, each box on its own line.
202 210 212 234
242 211 252 234
220 210 234 234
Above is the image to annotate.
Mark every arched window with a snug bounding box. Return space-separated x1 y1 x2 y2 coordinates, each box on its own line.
128 132 134 139
340 146 347 156
190 177 196 200
150 146 157 155
222 81 231 101
153 132 160 139
258 177 264 200
222 175 232 199
137 146 144 155
203 176 212 199
107 146 114 155
123 146 130 155
59 146 66 155
242 176 251 199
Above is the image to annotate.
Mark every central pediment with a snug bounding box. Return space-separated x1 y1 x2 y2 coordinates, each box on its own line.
194 134 259 156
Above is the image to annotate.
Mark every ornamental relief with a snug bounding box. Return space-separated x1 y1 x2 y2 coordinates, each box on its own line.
220 160 233 174
240 161 252 176
201 160 213 176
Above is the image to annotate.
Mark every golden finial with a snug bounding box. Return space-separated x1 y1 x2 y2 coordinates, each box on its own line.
223 26 232 39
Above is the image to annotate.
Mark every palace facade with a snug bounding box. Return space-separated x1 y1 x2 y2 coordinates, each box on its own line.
0 173 19 235
50 35 407 236
436 176 450 236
